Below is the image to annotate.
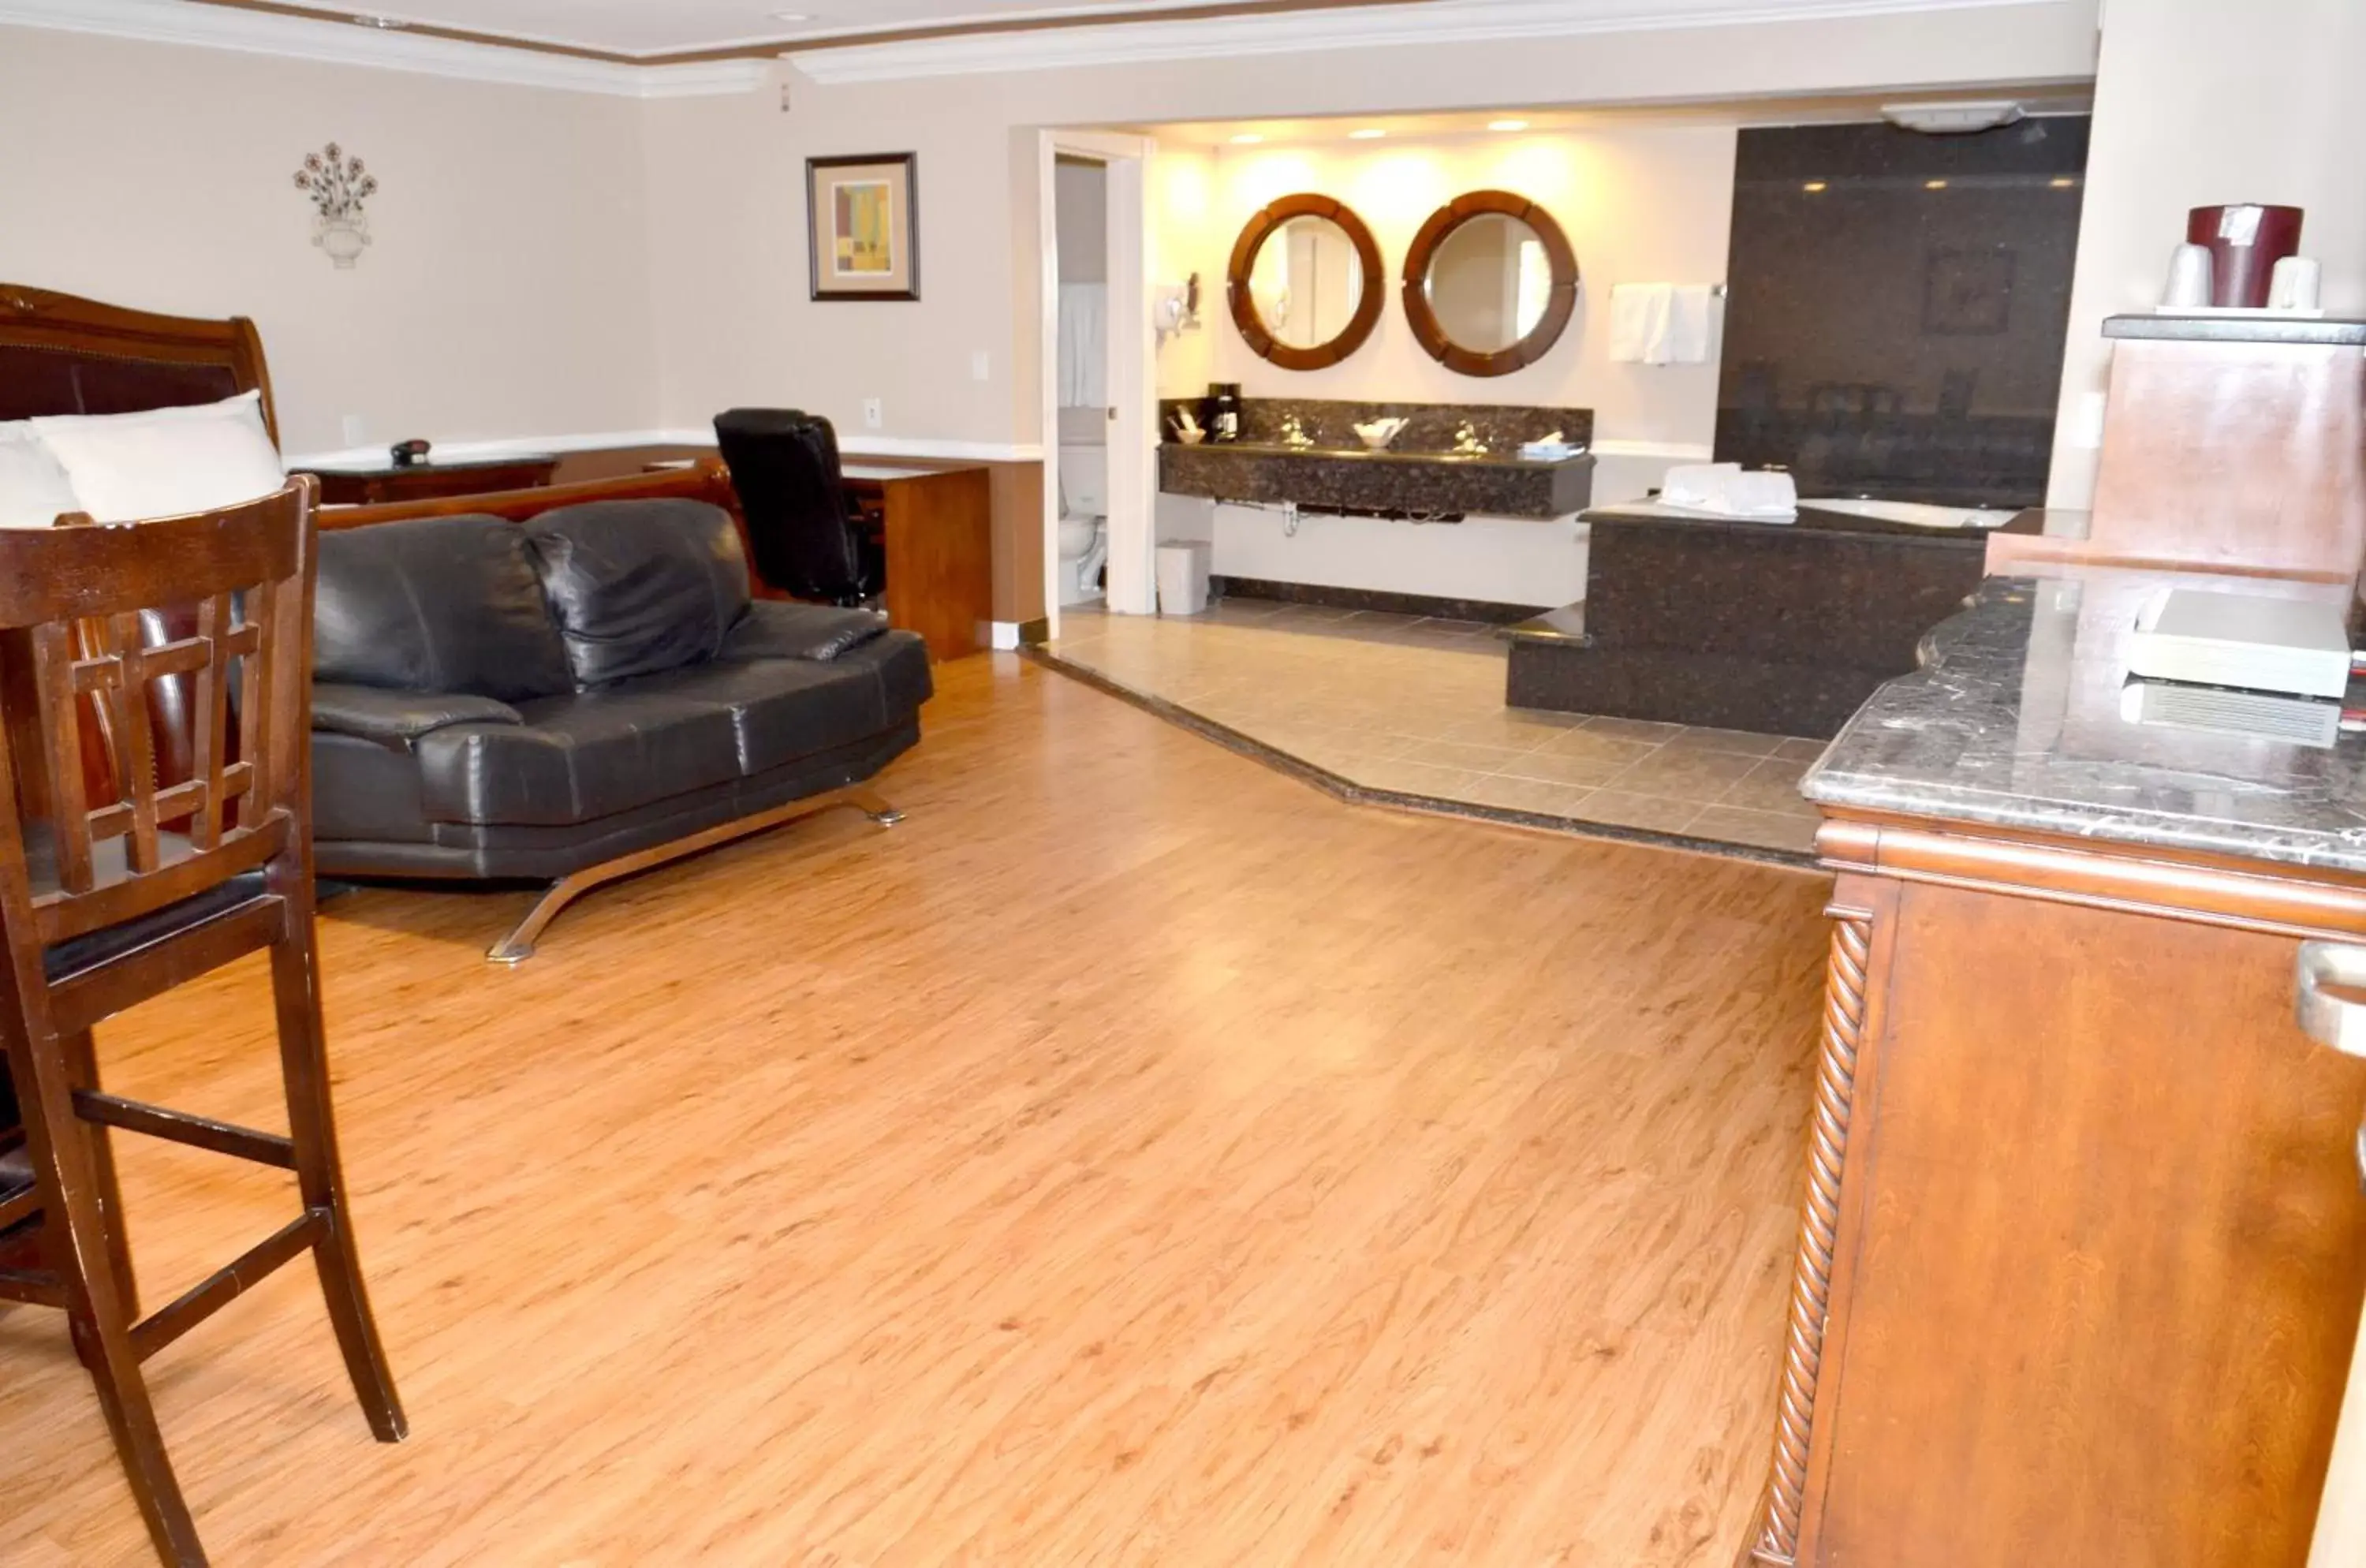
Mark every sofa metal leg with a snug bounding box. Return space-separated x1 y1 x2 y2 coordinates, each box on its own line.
848 786 905 827
483 785 907 965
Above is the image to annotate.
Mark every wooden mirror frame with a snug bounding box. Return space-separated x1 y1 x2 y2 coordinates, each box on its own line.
1226 194 1385 372
1400 192 1580 378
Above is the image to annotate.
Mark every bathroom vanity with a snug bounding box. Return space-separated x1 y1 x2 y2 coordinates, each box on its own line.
1157 398 1597 613
1504 498 2041 736
1749 565 2366 1568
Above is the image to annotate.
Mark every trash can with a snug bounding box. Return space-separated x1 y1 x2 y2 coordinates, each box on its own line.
1156 541 1212 616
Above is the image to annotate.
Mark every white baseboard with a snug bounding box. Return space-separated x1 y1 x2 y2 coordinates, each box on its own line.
284 427 1044 469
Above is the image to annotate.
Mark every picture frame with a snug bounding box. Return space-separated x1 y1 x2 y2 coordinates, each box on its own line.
807 153 920 303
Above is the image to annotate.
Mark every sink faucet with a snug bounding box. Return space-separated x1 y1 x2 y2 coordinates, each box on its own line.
1453 421 1488 455
1279 413 1314 450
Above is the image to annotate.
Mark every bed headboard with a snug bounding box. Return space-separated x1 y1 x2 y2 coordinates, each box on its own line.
0 283 278 445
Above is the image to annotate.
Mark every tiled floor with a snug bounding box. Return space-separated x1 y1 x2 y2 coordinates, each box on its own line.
1047 597 1825 858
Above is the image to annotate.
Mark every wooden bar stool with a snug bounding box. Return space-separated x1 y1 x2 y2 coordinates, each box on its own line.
0 479 405 1566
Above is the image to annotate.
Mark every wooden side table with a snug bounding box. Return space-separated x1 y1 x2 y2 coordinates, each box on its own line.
297 455 559 506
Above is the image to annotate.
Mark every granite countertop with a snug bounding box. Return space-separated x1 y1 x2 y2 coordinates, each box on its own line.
2103 312 2366 347
1582 499 2037 542
1804 567 2366 872
1160 440 1595 520
1207 441 1591 472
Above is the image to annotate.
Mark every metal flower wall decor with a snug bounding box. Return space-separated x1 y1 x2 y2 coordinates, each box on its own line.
293 143 378 269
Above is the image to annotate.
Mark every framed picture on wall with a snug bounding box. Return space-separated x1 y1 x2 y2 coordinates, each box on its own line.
807 153 920 302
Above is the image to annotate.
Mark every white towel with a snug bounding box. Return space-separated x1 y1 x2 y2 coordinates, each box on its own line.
1660 462 1797 520
1058 283 1107 409
1609 283 1717 365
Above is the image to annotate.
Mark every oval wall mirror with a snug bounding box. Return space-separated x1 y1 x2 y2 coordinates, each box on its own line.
1401 192 1579 376
1226 194 1384 371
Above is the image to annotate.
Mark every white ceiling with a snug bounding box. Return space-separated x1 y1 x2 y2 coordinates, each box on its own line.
321 0 1288 54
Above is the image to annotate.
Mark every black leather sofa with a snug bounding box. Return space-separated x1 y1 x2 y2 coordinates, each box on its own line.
308 496 931 960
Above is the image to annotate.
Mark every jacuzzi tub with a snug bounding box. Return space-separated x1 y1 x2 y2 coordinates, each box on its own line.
1802 498 2018 529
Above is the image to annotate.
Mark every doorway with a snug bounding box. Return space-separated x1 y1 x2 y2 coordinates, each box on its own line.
1038 130 1154 637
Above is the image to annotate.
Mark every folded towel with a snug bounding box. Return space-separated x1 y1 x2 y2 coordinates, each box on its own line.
1609 283 1717 364
1659 462 1797 520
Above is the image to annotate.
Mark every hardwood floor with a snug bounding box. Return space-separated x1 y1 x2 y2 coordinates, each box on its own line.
0 655 1830 1566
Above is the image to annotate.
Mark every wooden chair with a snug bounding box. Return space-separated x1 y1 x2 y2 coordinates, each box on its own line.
0 480 405 1566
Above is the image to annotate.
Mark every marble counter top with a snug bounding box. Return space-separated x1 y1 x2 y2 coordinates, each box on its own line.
1159 441 1594 520
1582 499 2040 543
1804 567 2366 872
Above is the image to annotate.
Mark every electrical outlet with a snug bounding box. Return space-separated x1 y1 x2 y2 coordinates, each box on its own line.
862 398 883 429
340 413 367 446
971 350 991 383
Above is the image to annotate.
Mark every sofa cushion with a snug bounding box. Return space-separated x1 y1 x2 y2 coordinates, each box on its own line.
628 660 888 778
718 601 887 663
526 499 752 687
316 514 575 702
312 683 523 748
414 688 744 827
830 629 935 720
312 731 437 845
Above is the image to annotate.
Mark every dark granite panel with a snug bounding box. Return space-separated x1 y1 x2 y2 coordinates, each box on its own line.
1577 510 1985 670
1504 506 1988 734
2103 313 2366 345
1507 640 1887 739
1160 442 1594 520
1805 568 2366 872
1212 576 1551 622
1718 118 2090 509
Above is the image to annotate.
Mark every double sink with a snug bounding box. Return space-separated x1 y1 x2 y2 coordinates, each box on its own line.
1158 439 1596 521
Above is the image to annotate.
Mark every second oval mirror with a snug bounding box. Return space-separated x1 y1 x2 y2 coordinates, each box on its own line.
1403 192 1579 376
1228 194 1383 371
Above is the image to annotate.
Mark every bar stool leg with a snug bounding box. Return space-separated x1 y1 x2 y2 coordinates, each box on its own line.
19 1048 208 1565
267 901 407 1444
62 1027 138 1322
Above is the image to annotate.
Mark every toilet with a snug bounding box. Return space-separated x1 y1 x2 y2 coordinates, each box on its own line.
1056 439 1109 606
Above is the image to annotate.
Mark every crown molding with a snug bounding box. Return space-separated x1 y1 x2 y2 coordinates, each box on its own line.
0 0 767 96
789 0 2069 84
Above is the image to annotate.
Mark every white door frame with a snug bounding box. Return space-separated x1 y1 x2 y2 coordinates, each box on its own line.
1038 128 1156 637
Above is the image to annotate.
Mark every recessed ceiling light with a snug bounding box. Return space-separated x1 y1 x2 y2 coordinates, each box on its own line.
768 10 815 21
2050 176 2078 188
1230 133 1264 145
1924 178 1950 190
1349 129 1387 140
1488 119 1530 133
1801 181 1828 192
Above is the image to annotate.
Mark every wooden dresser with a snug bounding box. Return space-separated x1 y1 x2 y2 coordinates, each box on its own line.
1748 566 2366 1567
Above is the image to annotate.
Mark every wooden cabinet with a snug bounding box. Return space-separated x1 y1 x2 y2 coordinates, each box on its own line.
1748 816 2366 1568
842 464 994 662
298 456 558 507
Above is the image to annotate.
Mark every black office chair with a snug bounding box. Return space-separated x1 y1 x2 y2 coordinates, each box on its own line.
713 408 885 607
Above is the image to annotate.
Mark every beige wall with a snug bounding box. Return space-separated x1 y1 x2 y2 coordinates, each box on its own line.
2046 0 2366 507
1054 157 1109 286
0 25 661 457
644 2 2101 452
1162 126 1738 465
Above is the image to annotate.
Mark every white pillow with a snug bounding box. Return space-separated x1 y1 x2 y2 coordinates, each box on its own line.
0 421 84 529
32 390 285 525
